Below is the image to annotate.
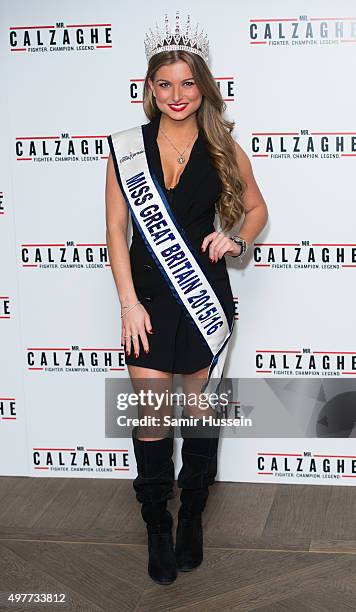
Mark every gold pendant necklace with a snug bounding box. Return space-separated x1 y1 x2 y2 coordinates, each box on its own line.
159 127 198 164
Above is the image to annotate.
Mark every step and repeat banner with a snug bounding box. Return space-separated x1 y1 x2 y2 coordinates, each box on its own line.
1 0 356 485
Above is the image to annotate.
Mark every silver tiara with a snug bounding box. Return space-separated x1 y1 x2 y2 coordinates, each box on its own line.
144 10 209 63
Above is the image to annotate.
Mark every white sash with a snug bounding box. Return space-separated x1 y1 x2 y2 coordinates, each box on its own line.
108 124 234 395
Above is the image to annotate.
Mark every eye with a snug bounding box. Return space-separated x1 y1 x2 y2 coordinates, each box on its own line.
158 82 170 88
183 81 195 86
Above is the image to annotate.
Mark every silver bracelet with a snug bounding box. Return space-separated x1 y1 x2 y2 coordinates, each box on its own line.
121 302 139 309
120 301 141 318
230 235 248 260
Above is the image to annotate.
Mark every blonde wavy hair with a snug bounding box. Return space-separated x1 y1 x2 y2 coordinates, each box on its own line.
143 50 246 232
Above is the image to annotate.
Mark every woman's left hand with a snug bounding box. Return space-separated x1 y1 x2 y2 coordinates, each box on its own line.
201 231 241 262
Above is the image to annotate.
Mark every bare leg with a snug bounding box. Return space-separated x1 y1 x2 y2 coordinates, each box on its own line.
181 366 215 419
127 364 173 441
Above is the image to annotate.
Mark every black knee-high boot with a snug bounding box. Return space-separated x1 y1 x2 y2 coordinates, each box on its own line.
131 425 177 585
175 417 220 571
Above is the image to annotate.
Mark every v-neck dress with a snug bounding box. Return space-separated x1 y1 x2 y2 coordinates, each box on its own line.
117 111 235 374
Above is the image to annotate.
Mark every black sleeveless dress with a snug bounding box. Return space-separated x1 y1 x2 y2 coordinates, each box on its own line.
123 112 235 373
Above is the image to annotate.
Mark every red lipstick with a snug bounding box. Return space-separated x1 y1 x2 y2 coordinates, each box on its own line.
168 103 188 112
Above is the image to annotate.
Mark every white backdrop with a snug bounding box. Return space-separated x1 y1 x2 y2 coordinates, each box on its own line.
1 0 356 485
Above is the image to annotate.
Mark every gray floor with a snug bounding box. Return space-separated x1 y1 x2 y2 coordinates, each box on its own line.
0 476 356 611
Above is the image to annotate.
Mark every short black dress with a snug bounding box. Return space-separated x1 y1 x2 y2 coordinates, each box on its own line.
117 111 235 374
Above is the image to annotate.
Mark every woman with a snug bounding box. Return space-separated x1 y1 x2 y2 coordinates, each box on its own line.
105 12 268 585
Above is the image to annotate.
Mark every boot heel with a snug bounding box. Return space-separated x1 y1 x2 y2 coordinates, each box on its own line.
175 515 203 571
148 529 177 584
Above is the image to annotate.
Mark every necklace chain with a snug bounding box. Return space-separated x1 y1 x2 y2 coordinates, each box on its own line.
159 127 198 164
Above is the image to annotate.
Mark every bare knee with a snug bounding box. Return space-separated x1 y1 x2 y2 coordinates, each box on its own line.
128 366 174 440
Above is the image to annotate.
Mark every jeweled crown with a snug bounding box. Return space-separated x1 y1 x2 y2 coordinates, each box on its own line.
144 10 209 64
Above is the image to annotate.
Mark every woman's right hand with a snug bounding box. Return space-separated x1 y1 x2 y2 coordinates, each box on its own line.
121 302 153 358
